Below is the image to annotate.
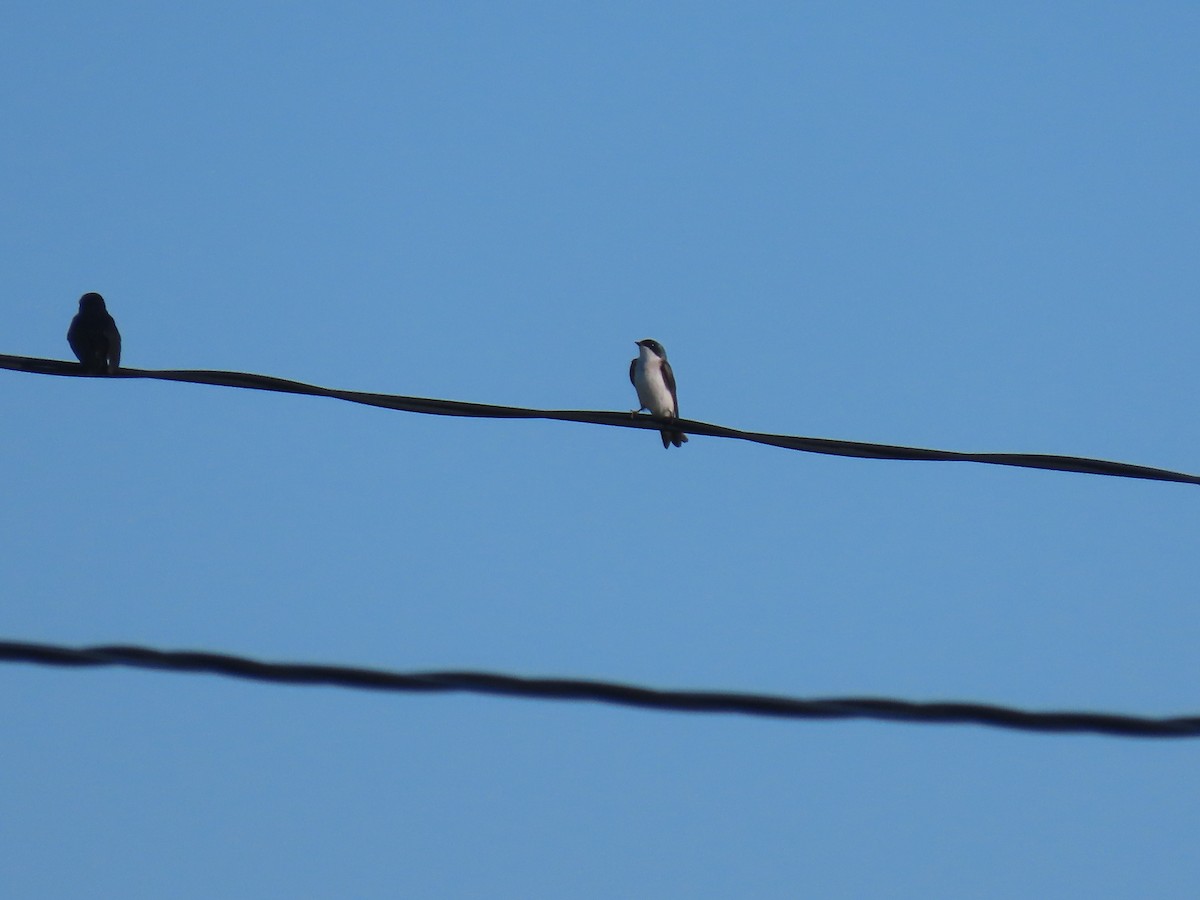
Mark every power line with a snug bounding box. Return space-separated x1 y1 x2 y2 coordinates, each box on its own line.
3 353 1196 487
2 637 1196 739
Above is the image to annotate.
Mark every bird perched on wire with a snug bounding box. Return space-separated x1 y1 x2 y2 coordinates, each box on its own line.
630 338 688 449
67 292 122 375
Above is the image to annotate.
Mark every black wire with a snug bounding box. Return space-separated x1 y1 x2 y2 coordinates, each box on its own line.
3 353 1196 486
2 638 1197 739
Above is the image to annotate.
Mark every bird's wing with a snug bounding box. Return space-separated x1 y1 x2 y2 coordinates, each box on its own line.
66 315 84 360
628 358 637 386
106 316 121 369
662 359 679 417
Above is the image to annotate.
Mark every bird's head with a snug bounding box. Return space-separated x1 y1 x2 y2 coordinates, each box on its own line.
635 338 666 359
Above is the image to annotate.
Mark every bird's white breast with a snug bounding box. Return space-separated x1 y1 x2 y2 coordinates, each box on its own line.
634 350 676 418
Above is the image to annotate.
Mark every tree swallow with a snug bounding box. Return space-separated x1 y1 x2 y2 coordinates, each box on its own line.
67 292 122 374
630 338 688 448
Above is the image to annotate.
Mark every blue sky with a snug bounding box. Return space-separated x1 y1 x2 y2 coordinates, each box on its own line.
2 3 1199 897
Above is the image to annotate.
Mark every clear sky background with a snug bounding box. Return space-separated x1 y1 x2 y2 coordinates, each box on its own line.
3 3 1198 897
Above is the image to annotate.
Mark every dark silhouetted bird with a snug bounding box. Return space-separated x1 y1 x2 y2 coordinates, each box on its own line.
67 292 121 374
630 338 688 449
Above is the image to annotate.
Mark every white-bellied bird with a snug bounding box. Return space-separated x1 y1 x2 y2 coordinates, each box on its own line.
630 338 687 449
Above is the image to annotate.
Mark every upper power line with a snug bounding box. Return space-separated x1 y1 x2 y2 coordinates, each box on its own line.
3 351 1198 487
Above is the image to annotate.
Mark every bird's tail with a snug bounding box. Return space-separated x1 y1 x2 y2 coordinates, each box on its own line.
661 429 688 449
